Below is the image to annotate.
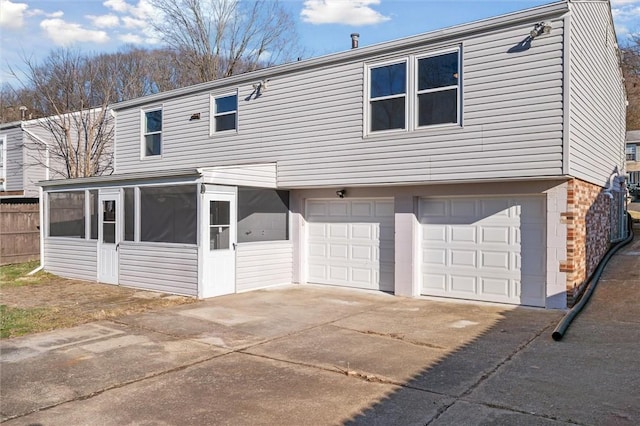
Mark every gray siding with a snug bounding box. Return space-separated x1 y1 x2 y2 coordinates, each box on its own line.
236 241 293 292
44 238 97 281
568 2 626 186
2 126 24 192
118 242 198 296
202 163 277 188
114 16 566 187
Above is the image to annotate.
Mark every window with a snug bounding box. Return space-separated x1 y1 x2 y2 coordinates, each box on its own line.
89 190 98 239
210 200 230 249
626 144 637 161
369 62 407 132
416 50 460 126
143 109 162 156
140 185 197 244
212 94 237 133
49 192 85 238
124 187 135 241
237 188 289 243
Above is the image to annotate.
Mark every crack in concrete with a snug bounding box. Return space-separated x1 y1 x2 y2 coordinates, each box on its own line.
333 326 448 350
424 319 560 425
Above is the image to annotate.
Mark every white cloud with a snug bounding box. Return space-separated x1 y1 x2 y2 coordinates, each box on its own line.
87 14 120 28
301 0 390 25
122 15 146 29
104 0 153 19
0 0 28 29
26 8 63 18
103 0 129 13
118 33 143 44
40 18 110 45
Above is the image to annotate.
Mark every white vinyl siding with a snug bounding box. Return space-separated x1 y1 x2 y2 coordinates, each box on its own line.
568 2 626 186
44 238 98 281
236 241 293 292
113 16 565 187
420 196 546 307
118 242 198 296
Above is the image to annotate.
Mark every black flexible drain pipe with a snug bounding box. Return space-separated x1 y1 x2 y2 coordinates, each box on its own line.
552 212 635 341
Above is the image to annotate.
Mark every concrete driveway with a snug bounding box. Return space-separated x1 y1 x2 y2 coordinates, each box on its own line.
1 236 639 425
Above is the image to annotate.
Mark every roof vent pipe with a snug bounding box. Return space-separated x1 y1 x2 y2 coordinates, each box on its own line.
350 33 360 49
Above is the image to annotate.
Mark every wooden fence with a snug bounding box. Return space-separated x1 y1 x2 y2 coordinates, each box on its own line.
0 202 40 265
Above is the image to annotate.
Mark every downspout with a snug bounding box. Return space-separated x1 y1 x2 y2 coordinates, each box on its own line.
22 124 50 275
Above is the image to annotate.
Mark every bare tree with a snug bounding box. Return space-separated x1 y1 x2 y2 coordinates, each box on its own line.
621 36 640 129
11 49 115 178
149 0 301 82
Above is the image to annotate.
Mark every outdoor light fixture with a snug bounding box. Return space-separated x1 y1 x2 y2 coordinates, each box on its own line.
336 189 346 198
530 22 552 39
252 79 269 93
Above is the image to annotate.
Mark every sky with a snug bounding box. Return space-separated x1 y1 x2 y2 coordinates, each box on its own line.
0 0 639 85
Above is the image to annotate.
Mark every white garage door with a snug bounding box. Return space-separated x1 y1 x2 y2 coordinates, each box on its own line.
420 196 546 307
306 199 394 291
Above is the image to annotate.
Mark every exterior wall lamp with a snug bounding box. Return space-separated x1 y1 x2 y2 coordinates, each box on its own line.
530 22 552 39
336 189 346 198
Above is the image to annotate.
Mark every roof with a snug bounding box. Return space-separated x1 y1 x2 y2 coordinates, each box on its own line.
38 168 201 188
627 130 640 144
112 0 569 111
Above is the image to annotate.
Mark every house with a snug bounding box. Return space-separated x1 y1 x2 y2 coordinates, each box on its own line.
0 120 50 200
37 0 627 309
627 130 640 193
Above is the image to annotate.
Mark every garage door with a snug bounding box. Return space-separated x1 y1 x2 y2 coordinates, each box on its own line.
306 199 394 291
420 196 545 307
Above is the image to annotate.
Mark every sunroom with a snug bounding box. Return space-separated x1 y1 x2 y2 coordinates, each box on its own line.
39 164 293 298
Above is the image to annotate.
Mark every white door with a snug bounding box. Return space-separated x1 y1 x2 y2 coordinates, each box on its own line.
98 190 121 284
420 196 546 307
202 191 236 298
306 198 394 291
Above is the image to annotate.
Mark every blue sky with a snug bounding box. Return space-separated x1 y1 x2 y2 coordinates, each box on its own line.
1 0 639 85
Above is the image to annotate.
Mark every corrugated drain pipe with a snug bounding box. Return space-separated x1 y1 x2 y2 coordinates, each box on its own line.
552 213 635 341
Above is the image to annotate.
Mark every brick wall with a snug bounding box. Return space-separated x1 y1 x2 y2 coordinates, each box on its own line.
560 178 611 305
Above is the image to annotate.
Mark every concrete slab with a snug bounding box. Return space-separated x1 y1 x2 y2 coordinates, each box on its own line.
1 352 453 426
0 321 223 421
430 400 571 425
245 324 445 383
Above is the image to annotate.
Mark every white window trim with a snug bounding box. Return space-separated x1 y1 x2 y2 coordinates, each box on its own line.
414 47 462 129
364 46 462 137
210 91 239 136
626 144 637 161
141 107 163 159
365 58 409 136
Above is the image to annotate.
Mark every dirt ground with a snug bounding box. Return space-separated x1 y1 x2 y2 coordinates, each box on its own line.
1 274 197 338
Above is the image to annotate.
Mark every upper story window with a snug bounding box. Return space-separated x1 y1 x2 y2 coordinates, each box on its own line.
367 47 461 134
416 50 460 126
626 144 637 161
369 61 407 132
143 108 162 157
212 93 238 133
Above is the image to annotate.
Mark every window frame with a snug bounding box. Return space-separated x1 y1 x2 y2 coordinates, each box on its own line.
141 107 163 158
414 47 462 129
626 144 637 161
210 91 239 135
364 46 462 137
47 190 87 239
366 59 409 135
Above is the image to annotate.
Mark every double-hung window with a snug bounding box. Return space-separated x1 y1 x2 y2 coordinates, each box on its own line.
369 61 407 132
143 108 162 157
626 145 637 161
212 93 238 133
416 50 460 127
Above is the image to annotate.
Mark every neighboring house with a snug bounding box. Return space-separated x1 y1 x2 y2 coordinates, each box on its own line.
0 120 49 200
38 0 627 309
627 130 640 190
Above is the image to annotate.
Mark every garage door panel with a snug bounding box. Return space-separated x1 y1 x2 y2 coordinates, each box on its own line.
481 251 510 270
481 226 510 244
306 198 394 291
451 275 476 293
451 226 476 243
450 250 476 267
421 196 546 307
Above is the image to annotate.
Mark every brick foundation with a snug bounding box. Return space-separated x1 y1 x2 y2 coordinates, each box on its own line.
560 178 611 306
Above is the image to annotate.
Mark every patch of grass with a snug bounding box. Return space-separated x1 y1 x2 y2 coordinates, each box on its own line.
0 261 53 288
0 305 66 338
